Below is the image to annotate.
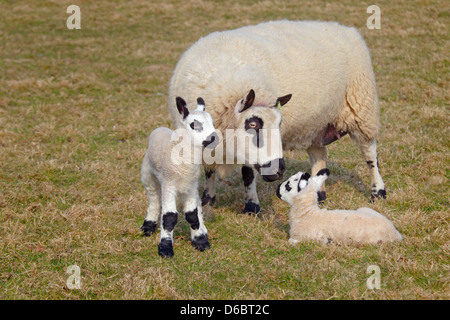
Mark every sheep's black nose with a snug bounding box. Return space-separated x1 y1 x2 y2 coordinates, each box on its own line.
202 132 219 149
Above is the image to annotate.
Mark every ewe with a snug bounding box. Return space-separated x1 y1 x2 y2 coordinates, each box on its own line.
169 20 386 214
277 169 402 245
141 97 218 257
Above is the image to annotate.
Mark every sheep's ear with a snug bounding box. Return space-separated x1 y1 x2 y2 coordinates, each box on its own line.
272 94 292 109
176 97 189 119
237 89 255 113
196 97 206 111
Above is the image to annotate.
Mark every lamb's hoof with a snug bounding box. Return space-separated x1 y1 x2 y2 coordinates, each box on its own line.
201 190 216 206
141 220 157 236
370 189 386 201
192 234 211 252
317 191 326 204
242 201 260 215
158 238 174 258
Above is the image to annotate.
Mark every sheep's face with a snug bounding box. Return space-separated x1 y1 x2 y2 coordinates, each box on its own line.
234 89 292 182
176 97 219 150
276 171 311 205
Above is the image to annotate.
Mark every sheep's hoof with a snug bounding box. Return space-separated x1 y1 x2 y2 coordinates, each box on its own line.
317 191 327 204
201 190 216 206
370 189 386 201
242 201 260 215
141 220 157 236
158 238 174 258
192 234 210 252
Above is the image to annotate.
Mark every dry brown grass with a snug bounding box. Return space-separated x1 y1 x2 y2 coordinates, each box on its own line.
0 0 448 299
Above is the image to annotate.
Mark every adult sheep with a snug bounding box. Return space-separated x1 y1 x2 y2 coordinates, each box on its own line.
168 20 386 214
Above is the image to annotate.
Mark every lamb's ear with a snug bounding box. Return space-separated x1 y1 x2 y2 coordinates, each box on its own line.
196 97 206 111
237 89 255 113
300 172 311 181
316 168 330 177
272 94 292 109
176 97 189 119
298 172 311 191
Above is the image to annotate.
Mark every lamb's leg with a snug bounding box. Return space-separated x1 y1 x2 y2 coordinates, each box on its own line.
201 167 216 206
184 192 210 251
141 167 160 236
241 165 260 214
158 187 178 258
354 138 386 200
306 145 327 203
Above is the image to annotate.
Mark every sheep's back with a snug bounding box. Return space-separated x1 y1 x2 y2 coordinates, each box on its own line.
169 20 371 149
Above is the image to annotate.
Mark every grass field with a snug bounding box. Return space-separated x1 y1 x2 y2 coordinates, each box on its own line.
0 0 448 299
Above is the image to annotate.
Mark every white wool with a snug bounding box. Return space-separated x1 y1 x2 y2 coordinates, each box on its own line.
168 20 380 152
280 172 402 245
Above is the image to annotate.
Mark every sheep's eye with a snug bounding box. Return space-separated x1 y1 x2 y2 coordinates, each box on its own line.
285 181 292 192
245 116 263 131
190 120 203 132
249 122 257 129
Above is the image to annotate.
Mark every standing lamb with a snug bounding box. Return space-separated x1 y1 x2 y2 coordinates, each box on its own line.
141 97 218 258
276 169 402 245
168 20 386 214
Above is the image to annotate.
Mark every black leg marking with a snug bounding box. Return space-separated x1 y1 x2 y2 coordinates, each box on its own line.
201 190 216 206
370 189 386 201
242 201 260 215
141 220 157 236
162 211 178 232
317 191 327 204
158 238 174 258
185 208 200 230
191 234 210 252
242 166 260 214
241 166 254 187
205 168 214 179
366 160 375 168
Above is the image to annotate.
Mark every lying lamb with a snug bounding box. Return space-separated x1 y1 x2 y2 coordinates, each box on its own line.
276 169 402 245
140 97 219 257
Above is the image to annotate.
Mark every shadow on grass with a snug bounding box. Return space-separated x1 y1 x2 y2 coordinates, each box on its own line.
199 156 373 216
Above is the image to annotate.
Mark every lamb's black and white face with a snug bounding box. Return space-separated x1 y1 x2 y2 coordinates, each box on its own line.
176 97 219 149
234 89 292 182
276 171 311 205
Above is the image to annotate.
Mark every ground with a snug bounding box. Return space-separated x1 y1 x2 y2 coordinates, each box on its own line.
0 0 448 299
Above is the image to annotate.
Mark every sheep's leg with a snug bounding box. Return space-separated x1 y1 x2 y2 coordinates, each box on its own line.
184 192 210 251
201 167 216 206
242 165 260 214
158 187 178 258
141 169 160 236
354 138 386 200
306 145 327 203
141 186 161 236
